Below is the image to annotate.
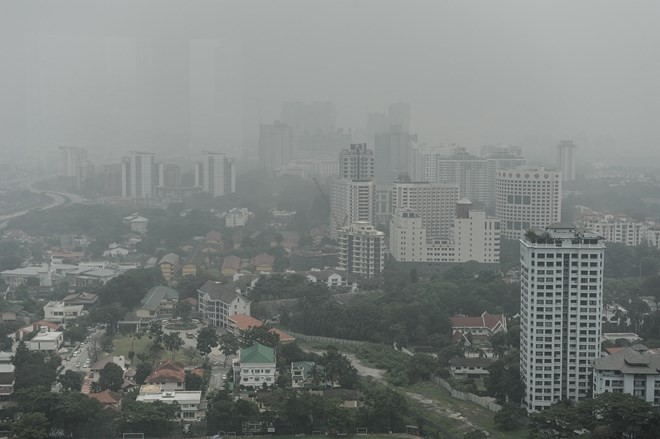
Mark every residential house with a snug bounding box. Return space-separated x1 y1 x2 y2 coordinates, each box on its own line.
228 314 295 343
158 253 181 283
43 301 84 323
13 320 61 342
103 244 131 258
0 303 25 323
305 270 359 292
128 216 149 234
64 267 118 288
87 390 121 409
450 312 507 336
291 361 328 389
449 357 494 379
137 385 203 420
28 328 64 352
234 343 276 389
0 352 15 400
90 355 126 382
254 253 275 273
323 388 360 409
62 292 99 308
221 255 241 276
145 360 185 391
136 286 180 318
198 281 250 328
593 344 660 406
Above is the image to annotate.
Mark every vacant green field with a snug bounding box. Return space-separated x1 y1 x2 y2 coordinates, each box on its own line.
111 334 202 366
407 383 530 439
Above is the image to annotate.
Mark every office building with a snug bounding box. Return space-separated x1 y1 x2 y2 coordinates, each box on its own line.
338 222 385 278
57 146 87 178
157 163 182 189
495 167 562 239
374 126 417 184
339 143 375 180
194 152 235 197
391 178 459 240
121 151 156 198
519 224 604 412
411 145 526 207
259 122 294 171
329 180 376 238
557 140 577 183
389 200 500 265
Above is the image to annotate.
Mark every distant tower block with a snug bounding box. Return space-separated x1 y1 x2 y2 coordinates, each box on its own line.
557 140 577 183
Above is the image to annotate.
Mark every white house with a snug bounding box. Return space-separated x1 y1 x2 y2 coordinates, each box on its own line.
137 385 203 420
28 328 63 352
449 357 494 379
43 301 84 323
305 270 359 292
198 281 250 328
234 343 276 389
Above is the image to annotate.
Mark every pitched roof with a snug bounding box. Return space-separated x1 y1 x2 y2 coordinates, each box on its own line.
140 286 180 311
450 312 506 332
91 355 120 371
158 253 180 266
198 281 244 304
254 253 275 267
240 343 275 364
449 357 494 368
593 344 660 374
228 315 295 343
87 390 121 405
146 366 184 384
221 255 241 271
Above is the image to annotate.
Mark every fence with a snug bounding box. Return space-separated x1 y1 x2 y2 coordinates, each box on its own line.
431 375 502 412
282 329 366 346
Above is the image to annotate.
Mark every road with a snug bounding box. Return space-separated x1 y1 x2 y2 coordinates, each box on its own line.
55 329 105 392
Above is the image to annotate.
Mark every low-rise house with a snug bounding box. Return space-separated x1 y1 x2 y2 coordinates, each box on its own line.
1 264 51 290
449 357 494 379
593 344 660 405
145 360 185 391
450 311 507 337
234 343 276 389
0 304 24 323
87 390 121 409
158 253 181 283
64 267 118 288
221 255 241 276
228 314 295 343
323 388 360 409
198 281 250 328
28 328 64 352
62 292 99 308
306 270 359 292
90 355 126 381
128 216 149 234
103 244 131 258
291 361 328 389
225 208 251 228
13 320 61 342
136 385 203 420
254 253 275 273
0 352 15 400
43 301 84 323
136 286 180 318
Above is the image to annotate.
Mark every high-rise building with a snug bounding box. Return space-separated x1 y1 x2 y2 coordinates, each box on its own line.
557 140 577 183
411 145 526 207
388 102 411 132
391 178 459 240
281 102 336 134
194 152 236 197
339 143 375 180
375 185 393 227
157 163 182 189
338 222 385 278
121 151 156 198
102 163 123 196
374 126 417 184
58 146 88 178
389 200 500 265
519 224 604 412
75 161 95 191
330 180 376 238
495 167 562 239
259 122 294 171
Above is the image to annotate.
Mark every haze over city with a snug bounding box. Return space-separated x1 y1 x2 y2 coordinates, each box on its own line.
3 0 660 165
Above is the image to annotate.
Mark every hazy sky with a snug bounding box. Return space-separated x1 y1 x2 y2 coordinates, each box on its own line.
2 0 660 164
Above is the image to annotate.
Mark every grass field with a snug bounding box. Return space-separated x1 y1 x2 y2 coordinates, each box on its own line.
407 383 530 439
111 334 203 366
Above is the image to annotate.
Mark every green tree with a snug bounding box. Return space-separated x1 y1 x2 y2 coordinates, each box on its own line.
196 327 218 355
11 411 49 439
493 403 526 431
184 371 203 391
172 300 192 322
99 274 147 309
182 346 198 365
485 350 525 404
63 325 87 343
219 332 240 366
240 325 280 348
162 332 184 360
58 370 83 392
98 362 124 391
119 400 178 437
135 363 152 385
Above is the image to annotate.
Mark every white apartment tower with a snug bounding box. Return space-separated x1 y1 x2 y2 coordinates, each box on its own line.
339 143 375 180
194 152 236 197
391 178 459 240
519 224 605 412
121 151 156 198
557 140 577 183
495 167 562 239
330 180 375 238
338 222 385 278
259 122 294 171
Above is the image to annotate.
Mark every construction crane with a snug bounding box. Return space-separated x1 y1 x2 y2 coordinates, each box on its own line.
313 177 347 229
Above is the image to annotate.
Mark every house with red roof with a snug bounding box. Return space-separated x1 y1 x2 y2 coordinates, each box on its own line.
87 390 121 409
450 311 507 337
228 314 295 343
145 359 185 391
